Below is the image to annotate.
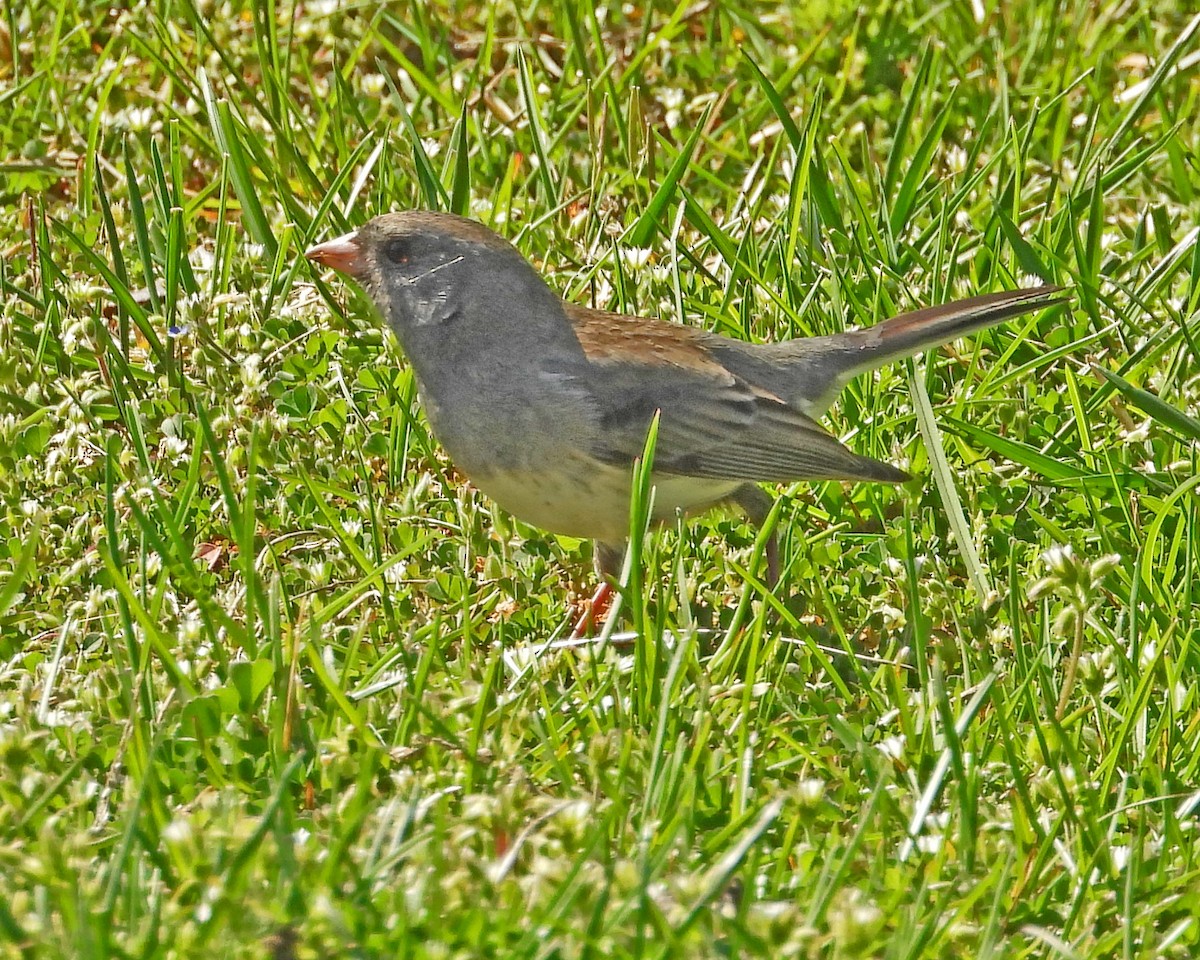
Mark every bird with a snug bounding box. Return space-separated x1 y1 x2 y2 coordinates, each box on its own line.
306 211 1066 625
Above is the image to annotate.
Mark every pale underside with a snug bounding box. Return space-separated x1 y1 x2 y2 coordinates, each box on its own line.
472 453 743 544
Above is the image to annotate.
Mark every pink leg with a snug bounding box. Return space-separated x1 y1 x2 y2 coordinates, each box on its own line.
570 542 624 637
570 580 614 638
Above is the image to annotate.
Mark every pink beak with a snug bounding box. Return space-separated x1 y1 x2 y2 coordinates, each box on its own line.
305 230 365 278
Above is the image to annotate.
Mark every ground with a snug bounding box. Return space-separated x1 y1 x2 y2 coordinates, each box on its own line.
2 1 1200 957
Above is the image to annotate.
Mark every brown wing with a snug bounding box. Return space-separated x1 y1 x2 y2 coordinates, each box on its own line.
566 305 908 484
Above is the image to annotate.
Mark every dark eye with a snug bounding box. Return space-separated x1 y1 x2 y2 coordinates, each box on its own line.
385 237 410 264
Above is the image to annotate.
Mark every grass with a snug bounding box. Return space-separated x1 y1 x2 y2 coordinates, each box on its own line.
2 0 1200 956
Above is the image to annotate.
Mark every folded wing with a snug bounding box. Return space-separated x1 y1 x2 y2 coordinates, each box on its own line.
568 305 908 484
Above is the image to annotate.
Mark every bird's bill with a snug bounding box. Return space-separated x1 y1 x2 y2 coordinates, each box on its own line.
304 230 365 278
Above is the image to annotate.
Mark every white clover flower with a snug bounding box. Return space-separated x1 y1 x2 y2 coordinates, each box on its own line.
619 247 653 269
158 434 189 463
878 604 907 630
659 87 685 129
876 734 906 760
945 144 969 175
83 584 109 618
163 818 193 845
240 353 264 390
828 889 884 945
189 244 215 272
660 87 685 110
124 106 154 131
361 73 387 96
796 778 825 807
1043 543 1074 577
649 262 671 282
916 833 944 855
592 276 614 306
383 563 407 586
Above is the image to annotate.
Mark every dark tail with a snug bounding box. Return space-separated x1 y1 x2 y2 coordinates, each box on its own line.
830 285 1069 379
761 285 1070 415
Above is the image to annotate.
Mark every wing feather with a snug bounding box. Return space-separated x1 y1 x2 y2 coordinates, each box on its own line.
568 305 907 485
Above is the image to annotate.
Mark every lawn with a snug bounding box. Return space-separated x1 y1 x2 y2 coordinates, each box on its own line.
3 1 1200 957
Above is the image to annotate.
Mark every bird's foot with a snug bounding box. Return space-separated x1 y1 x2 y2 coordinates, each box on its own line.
569 581 615 638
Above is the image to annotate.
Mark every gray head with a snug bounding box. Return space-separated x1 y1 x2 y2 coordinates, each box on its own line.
306 211 580 375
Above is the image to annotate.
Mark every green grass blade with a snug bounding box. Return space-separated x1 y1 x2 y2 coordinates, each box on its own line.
1096 366 1200 443
628 105 711 247
448 101 472 217
516 47 560 204
199 68 277 255
909 364 991 599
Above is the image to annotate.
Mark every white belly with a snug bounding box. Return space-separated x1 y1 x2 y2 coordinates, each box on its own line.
471 453 743 543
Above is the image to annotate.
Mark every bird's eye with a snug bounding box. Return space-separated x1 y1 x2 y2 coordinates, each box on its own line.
385 238 410 265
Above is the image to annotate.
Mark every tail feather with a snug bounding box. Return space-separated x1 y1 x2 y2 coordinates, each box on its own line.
831 285 1069 382
713 284 1069 418
770 284 1069 416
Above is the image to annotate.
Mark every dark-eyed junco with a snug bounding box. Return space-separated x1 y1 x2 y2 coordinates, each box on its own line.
306 211 1065 606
